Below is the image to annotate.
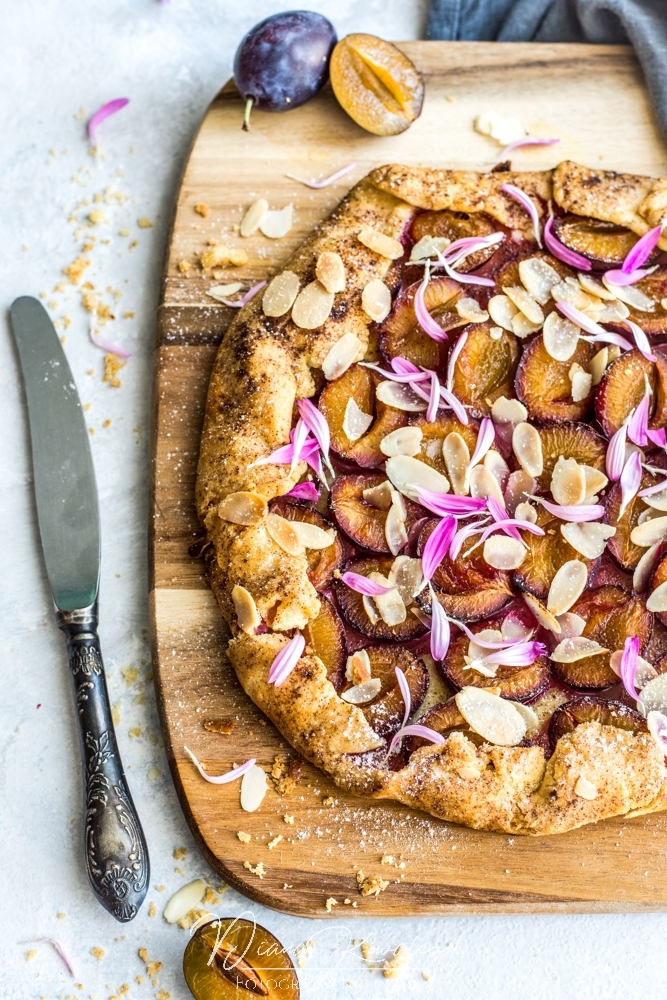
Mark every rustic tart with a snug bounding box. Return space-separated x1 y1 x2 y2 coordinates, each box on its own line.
196 161 667 836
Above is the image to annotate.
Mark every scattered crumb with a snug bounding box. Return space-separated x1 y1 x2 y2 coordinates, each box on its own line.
138 948 162 977
357 870 390 897
156 885 166 892
199 245 248 269
122 311 134 319
147 766 160 780
57 912 66 919
178 259 192 273
102 419 111 429
119 228 130 237
237 831 251 843
283 883 293 889
271 754 302 794
383 945 408 979
283 815 294 824
137 217 153 228
128 727 141 739
25 950 37 961
295 940 315 969
381 855 394 865
322 796 335 806
88 209 106 224
325 897 337 912
174 866 184 876
194 203 210 218
122 666 139 685
111 704 121 725
156 992 171 1000
422 971 432 981
268 835 283 849
173 847 187 860
203 717 235 735
360 941 372 960
148 902 156 917
91 947 105 960
103 353 125 388
243 861 266 879
203 886 220 906
63 255 90 284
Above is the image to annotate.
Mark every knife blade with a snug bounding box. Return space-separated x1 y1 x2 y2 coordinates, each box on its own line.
10 297 149 921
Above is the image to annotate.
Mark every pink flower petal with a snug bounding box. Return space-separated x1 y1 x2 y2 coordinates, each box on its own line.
360 361 430 384
389 723 446 754
544 216 592 270
640 477 667 497
451 618 525 649
341 572 395 596
647 428 667 449
530 495 605 521
479 518 545 542
468 417 495 469
626 320 657 362
439 385 469 424
417 489 487 517
220 280 267 308
501 183 542 246
481 640 546 667
285 162 357 189
435 250 496 287
582 330 635 352
284 482 319 502
87 98 129 141
391 356 422 376
619 450 643 518
606 423 628 481
442 233 504 262
447 330 468 392
603 268 652 286
425 371 440 423
298 398 333 473
267 633 305 687
620 635 641 701
486 495 508 523
89 327 131 358
627 394 651 448
184 747 257 783
555 300 607 337
414 270 450 342
33 938 76 978
499 136 560 159
421 515 457 581
395 666 411 730
290 419 310 471
622 225 663 274
429 586 451 661
449 520 488 560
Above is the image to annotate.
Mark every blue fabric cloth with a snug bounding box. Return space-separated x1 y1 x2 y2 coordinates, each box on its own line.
427 0 667 139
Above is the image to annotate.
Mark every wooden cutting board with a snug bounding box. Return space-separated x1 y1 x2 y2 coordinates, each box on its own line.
150 41 667 917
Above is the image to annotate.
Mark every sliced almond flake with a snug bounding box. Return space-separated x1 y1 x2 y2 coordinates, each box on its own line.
380 425 423 458
291 521 336 550
163 879 206 923
551 456 586 506
578 272 617 301
583 466 608 500
511 701 540 735
542 311 580 361
207 282 243 302
504 285 544 325
291 280 334 329
588 347 609 386
569 363 592 403
341 678 382 704
597 299 630 322
501 615 533 641
362 593 380 624
346 648 372 683
504 470 537 514
602 275 655 311
363 480 393 510
550 637 608 663
240 764 268 812
519 257 561 305
514 501 537 523
662 297 667 310
385 500 409 556
219 491 267 526
375 380 427 412
638 507 662 525
259 204 293 239
357 228 403 260
240 198 269 237
443 432 471 495
469 464 505 505
322 332 363 380
468 629 503 662
522 591 562 633
547 559 588 616
639 674 667 714
634 543 664 594
369 573 406 625
574 775 598 800
266 512 304 555
610 650 657 689
483 535 526 570
231 585 261 634
551 276 596 310
556 612 586 638
316 251 346 294
464 655 499 678
456 297 489 323
512 312 543 339
491 396 528 426
455 686 527 746
512 422 543 477
484 449 509 492
409 234 451 261
343 397 373 441
631 516 667 547
561 521 616 559
488 294 518 332
385 454 450 501
643 488 667 512
647 579 667 612
362 279 392 322
389 555 424 606
474 111 525 145
262 271 300 317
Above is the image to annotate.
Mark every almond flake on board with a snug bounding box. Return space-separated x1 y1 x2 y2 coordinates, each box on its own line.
316 251 346 293
321 332 363 380
163 880 206 924
240 765 268 812
357 228 404 259
260 204 293 239
343 397 373 441
207 282 244 302
262 271 300 317
474 111 525 145
240 198 269 237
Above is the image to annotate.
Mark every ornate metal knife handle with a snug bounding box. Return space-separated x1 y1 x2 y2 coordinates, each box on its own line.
57 604 149 921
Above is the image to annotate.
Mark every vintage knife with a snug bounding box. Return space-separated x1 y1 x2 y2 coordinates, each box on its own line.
10 296 149 922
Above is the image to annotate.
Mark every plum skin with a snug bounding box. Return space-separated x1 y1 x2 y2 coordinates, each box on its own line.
234 11 337 116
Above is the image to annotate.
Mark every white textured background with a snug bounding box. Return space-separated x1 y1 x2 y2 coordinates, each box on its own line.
3 2 667 998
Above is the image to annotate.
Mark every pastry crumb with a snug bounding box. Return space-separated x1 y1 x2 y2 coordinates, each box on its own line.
137 217 153 228
325 897 337 912
25 950 37 961
356 870 390 897
237 831 251 843
243 860 266 879
199 244 248 269
148 902 156 917
195 203 210 217
173 846 187 859
283 814 294 824
383 945 408 979
91 947 105 960
102 353 125 388
178 259 192 273
203 717 235 735
268 835 283 849
360 941 372 960
422 971 432 980
295 940 315 968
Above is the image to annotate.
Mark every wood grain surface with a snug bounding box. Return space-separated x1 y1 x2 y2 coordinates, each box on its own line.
150 42 667 916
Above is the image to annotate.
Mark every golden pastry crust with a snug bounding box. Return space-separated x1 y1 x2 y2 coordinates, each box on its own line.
196 161 667 836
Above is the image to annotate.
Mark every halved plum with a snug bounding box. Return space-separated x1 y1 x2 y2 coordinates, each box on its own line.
629 268 667 335
550 585 653 689
343 646 429 737
513 506 597 600
515 335 595 423
403 699 474 755
417 519 514 622
410 209 499 271
318 363 408 468
590 550 633 591
439 629 550 702
409 413 480 478
533 422 606 492
652 554 667 629
603 471 661 571
448 323 521 418
333 556 428 641
550 215 649 270
595 349 667 437
303 596 347 690
549 696 647 750
269 499 343 590
495 250 574 295
330 472 423 553
379 277 461 370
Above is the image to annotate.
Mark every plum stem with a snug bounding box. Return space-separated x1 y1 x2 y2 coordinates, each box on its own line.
242 97 253 132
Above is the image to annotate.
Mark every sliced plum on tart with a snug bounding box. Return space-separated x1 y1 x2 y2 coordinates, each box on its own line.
531 422 606 493
379 277 461 370
549 215 652 270
333 555 428 641
269 499 343 589
302 595 347 690
549 696 648 750
513 507 598 601
515 334 596 423
446 323 521 418
603 471 662 571
330 472 423 554
403 698 477 754
627 268 667 335
318 363 408 467
549 586 653 689
410 209 499 271
339 645 429 737
651 554 667 629
595 349 667 438
407 413 480 481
